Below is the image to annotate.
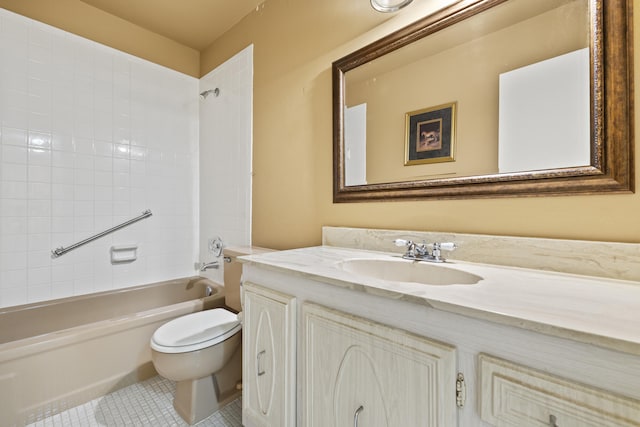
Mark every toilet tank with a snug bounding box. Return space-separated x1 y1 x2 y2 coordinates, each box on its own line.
223 246 274 312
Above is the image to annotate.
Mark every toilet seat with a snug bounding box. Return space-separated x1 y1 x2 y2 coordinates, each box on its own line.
151 308 241 354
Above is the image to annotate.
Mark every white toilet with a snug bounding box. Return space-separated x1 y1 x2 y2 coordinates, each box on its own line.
150 247 255 425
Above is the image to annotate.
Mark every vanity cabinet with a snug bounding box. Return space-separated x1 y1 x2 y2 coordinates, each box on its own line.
242 282 296 427
302 303 457 427
240 248 640 427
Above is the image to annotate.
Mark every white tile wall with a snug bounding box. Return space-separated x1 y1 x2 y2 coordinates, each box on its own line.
0 9 200 308
198 46 253 284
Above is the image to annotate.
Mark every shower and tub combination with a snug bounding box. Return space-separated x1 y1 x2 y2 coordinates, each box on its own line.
0 9 253 423
0 242 262 426
0 100 244 424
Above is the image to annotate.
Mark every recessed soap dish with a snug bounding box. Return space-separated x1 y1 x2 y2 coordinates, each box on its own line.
111 244 138 264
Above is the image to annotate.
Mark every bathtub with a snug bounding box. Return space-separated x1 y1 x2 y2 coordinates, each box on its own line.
0 276 226 426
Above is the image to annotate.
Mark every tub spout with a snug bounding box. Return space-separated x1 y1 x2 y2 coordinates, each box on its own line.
199 261 219 271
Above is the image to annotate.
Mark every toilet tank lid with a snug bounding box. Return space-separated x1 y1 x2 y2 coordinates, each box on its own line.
151 308 240 351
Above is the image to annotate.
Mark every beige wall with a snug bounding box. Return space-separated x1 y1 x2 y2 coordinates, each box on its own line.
4 0 639 248
202 0 640 249
0 0 199 77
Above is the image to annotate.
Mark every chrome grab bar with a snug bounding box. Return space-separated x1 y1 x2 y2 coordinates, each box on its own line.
51 209 152 258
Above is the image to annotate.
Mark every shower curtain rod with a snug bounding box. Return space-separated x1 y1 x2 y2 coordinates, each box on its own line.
51 209 153 258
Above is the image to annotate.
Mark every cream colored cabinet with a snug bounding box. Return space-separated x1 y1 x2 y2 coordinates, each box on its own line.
240 256 640 426
302 303 458 427
242 282 296 427
479 354 640 427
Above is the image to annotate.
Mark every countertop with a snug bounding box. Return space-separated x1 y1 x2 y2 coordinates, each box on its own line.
239 246 640 356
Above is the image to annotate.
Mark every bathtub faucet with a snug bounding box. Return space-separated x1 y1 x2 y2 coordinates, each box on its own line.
199 261 219 271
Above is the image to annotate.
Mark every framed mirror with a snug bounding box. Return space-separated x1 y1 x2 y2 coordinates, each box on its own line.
333 0 633 202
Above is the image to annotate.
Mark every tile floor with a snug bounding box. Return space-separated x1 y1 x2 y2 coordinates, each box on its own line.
26 376 242 427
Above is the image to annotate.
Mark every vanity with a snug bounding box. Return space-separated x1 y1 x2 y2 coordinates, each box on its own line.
240 227 640 427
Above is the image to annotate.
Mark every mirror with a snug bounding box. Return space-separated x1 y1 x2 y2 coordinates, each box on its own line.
333 0 633 201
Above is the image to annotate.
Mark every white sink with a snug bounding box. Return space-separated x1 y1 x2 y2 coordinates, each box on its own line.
338 258 482 286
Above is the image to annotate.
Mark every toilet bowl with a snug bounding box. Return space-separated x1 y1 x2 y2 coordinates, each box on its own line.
150 308 242 424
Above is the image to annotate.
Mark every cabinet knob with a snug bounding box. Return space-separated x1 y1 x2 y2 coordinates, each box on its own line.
549 414 559 427
353 405 364 427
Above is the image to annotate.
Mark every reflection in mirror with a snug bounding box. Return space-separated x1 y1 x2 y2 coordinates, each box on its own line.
333 0 633 201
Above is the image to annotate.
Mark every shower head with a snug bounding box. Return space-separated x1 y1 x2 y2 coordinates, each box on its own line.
199 88 220 100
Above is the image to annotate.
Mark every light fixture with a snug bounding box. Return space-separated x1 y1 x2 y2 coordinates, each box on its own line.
370 0 414 13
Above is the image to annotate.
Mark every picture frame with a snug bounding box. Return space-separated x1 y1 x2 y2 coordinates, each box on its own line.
404 102 456 165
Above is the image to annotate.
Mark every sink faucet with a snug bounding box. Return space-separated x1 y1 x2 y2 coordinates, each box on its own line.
199 261 220 271
393 239 457 263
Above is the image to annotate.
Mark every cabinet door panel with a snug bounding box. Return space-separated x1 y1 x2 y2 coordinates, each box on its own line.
303 303 457 427
243 282 296 427
333 346 389 427
479 354 640 427
254 308 276 414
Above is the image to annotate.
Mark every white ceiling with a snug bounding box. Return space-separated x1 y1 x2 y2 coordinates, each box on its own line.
80 0 261 51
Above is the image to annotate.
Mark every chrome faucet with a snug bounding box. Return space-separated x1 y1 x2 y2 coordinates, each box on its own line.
393 239 457 263
199 261 220 271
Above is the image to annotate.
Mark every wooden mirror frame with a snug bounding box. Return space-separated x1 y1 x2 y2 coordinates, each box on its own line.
333 0 634 202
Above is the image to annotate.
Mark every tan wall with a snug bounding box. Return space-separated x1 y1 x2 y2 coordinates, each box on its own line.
0 0 199 77
202 0 640 249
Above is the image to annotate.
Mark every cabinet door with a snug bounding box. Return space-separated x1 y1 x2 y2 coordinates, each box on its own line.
479 354 640 427
302 303 457 427
243 282 296 427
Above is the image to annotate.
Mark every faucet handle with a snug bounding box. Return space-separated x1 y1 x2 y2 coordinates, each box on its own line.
393 239 410 247
429 242 457 262
437 242 457 251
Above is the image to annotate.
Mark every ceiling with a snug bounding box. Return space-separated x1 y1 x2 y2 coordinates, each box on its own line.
80 0 261 51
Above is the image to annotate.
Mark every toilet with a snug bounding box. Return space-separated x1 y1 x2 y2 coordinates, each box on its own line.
150 247 259 425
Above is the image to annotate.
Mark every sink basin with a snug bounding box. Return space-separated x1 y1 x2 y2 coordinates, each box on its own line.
338 258 482 286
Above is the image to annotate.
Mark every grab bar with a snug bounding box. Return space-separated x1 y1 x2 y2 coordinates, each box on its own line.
51 209 153 258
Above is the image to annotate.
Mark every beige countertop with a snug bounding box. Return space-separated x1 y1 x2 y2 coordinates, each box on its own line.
240 245 640 356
